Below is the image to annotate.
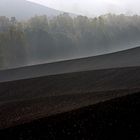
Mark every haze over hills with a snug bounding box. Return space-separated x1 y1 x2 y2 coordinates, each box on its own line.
0 0 62 20
1 1 140 70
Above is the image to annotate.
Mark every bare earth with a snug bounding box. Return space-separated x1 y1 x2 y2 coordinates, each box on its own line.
0 47 140 132
0 66 140 129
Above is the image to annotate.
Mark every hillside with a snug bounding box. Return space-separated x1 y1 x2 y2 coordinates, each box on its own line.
0 0 61 20
0 45 140 130
0 66 140 129
1 46 140 82
1 92 140 139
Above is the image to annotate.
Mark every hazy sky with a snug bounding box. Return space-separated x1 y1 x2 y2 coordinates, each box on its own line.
27 0 140 17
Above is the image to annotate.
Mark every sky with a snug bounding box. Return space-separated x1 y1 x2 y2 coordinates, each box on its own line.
27 0 140 17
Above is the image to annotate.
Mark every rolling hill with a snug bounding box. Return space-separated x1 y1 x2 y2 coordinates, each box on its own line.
0 1 140 137
1 46 140 129
0 46 140 82
0 0 62 20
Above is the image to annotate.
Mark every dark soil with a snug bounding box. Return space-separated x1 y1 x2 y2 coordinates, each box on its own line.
0 92 140 140
1 67 140 129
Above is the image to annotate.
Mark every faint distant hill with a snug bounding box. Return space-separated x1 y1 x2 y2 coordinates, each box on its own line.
0 0 62 20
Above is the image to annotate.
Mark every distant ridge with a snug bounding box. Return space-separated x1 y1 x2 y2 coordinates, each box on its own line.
0 0 62 20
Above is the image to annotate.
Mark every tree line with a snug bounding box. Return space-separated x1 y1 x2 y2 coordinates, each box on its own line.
1 13 140 69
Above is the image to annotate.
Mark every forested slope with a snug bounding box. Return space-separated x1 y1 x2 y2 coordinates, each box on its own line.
1 14 140 69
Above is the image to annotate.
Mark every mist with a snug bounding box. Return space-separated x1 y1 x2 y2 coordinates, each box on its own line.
27 0 140 17
1 0 140 69
1 13 140 69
